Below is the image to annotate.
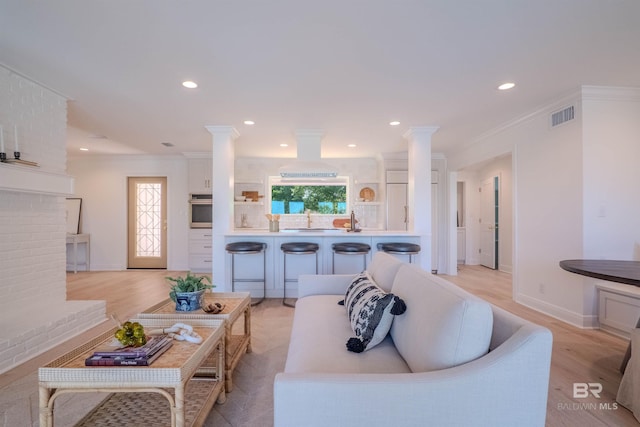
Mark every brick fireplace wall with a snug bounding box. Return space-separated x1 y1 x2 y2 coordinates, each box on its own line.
0 65 105 373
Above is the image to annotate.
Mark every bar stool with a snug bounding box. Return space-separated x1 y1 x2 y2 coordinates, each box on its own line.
331 242 371 273
225 241 267 306
377 242 421 263
281 242 319 307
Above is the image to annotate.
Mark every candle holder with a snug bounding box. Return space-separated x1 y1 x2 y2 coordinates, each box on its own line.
0 152 6 162
13 151 20 160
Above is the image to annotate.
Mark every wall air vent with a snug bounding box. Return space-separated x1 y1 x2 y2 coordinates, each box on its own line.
551 105 575 127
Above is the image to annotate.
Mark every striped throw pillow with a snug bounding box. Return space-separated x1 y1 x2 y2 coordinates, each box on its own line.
343 271 406 353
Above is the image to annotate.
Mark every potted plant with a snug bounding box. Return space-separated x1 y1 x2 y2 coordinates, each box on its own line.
166 272 213 311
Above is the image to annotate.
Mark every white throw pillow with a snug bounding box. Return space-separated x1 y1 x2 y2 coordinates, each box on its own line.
367 251 404 292
342 271 406 353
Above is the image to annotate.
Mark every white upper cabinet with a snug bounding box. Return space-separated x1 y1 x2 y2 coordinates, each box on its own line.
188 158 213 193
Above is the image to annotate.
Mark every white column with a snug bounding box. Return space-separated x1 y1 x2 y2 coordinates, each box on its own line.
206 125 239 291
404 126 439 272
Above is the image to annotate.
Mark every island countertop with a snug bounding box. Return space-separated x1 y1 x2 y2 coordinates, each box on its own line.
225 229 419 237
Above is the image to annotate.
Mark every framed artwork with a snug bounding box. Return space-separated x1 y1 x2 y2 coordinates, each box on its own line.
66 198 82 234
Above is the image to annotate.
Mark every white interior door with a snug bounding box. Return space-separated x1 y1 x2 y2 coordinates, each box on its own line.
479 176 498 269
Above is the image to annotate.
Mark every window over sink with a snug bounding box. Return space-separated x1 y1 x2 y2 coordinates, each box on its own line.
268 177 348 215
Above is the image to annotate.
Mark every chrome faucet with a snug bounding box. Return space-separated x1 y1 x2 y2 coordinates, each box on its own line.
306 209 312 228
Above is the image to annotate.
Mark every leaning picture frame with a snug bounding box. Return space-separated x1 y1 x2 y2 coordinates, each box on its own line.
66 198 82 234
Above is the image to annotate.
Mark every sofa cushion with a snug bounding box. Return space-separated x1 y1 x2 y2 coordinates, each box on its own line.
390 265 493 372
343 271 406 353
284 295 411 374
367 251 404 292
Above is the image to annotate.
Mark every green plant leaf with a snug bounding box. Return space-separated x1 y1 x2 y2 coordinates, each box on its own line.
166 272 213 294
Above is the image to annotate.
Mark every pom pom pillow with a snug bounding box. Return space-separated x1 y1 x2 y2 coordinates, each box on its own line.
342 271 406 353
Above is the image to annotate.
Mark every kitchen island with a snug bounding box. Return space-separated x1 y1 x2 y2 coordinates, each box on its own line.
223 229 420 299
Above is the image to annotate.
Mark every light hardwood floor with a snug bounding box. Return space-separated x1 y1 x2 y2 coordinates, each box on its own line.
447 265 638 427
0 266 638 426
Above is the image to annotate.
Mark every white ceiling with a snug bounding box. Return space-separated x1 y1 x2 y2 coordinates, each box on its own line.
1 1 639 160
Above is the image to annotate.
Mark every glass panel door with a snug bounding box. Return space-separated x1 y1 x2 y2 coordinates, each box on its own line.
127 177 167 269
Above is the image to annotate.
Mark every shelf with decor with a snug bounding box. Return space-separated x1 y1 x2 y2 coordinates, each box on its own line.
354 182 379 202
351 183 381 229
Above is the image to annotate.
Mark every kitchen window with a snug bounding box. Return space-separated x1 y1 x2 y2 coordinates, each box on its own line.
269 177 348 215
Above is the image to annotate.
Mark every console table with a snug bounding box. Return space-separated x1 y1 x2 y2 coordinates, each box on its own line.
66 233 90 273
560 259 640 338
559 259 640 287
560 259 640 373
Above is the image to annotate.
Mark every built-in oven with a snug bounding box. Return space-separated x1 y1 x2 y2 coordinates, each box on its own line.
189 193 212 228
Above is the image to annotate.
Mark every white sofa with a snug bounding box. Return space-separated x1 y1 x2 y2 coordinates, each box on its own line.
274 252 553 427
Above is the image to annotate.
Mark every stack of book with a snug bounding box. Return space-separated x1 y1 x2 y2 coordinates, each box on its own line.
85 335 173 366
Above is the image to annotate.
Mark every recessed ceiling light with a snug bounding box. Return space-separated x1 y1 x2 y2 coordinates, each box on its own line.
389 121 400 126
182 80 198 89
280 143 288 147
79 147 89 151
244 120 255 125
348 144 357 148
498 82 515 90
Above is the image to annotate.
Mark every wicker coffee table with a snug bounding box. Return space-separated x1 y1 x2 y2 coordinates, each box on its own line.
38 317 225 427
141 292 251 392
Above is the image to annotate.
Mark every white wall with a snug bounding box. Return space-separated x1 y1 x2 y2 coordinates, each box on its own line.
582 87 640 260
67 155 190 270
448 86 640 328
0 65 105 373
513 99 586 325
0 66 68 307
578 87 640 321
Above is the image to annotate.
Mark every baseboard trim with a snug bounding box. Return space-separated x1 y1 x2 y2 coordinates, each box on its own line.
516 293 599 329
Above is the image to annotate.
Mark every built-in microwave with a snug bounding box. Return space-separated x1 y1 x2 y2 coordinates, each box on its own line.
189 193 212 228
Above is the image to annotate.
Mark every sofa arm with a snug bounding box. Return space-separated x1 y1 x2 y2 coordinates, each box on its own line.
274 324 552 427
297 274 356 298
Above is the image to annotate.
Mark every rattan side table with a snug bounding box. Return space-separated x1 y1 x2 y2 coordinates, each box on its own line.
141 291 251 392
38 317 225 427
